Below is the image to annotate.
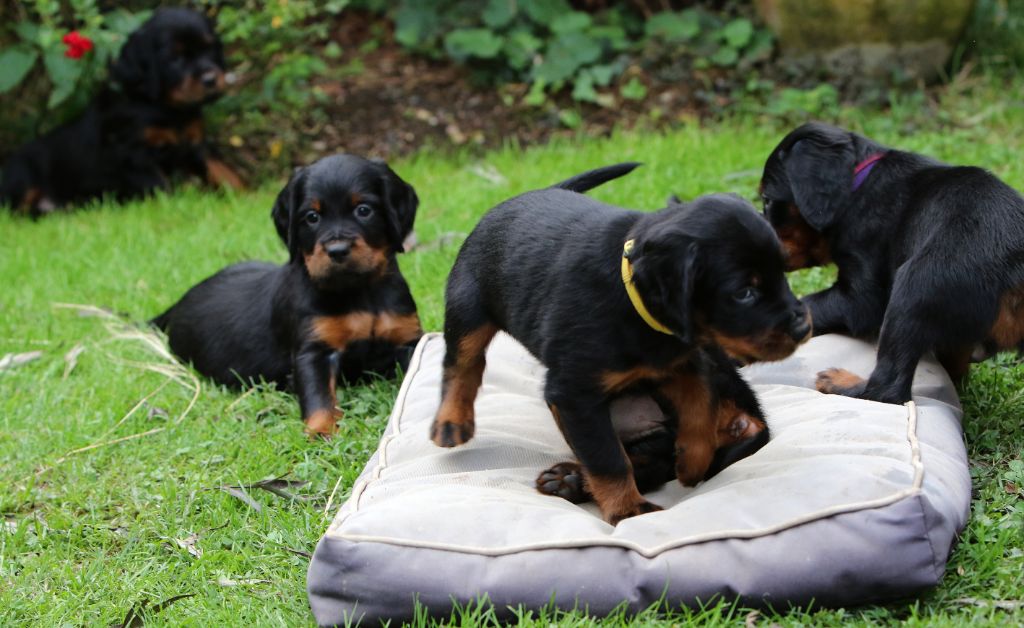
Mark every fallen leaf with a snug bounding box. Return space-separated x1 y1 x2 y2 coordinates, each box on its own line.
217 577 272 587
745 610 760 627
146 404 169 421
174 532 203 559
957 564 966 576
0 351 43 371
218 486 263 512
62 344 85 380
114 593 194 628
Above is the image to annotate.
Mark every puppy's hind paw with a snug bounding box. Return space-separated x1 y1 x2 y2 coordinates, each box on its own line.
536 462 589 503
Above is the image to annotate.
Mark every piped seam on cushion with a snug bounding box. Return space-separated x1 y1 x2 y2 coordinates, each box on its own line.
326 333 438 534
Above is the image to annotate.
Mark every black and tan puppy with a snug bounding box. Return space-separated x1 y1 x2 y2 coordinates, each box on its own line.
761 122 1024 404
430 163 810 523
1 7 241 216
153 154 421 436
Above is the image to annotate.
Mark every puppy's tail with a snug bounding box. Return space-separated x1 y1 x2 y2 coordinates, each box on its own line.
550 162 641 194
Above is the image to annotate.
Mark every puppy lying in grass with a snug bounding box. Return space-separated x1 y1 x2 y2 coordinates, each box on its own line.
153 154 421 436
431 163 810 523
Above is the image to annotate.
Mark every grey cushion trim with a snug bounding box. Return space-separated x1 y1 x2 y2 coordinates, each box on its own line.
307 333 971 625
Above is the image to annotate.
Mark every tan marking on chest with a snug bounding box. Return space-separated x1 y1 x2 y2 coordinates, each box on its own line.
311 311 422 349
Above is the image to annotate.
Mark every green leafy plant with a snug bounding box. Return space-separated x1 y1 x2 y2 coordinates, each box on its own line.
0 1 150 115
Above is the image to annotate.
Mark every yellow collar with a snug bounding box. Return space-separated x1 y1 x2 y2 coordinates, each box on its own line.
621 239 673 335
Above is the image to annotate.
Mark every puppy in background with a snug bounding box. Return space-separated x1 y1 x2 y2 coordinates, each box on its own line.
1 7 242 216
153 154 421 436
760 122 1024 403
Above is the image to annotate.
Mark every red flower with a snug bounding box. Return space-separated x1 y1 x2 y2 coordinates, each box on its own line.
62 31 93 59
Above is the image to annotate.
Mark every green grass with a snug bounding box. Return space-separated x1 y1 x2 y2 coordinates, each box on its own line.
2 84 1024 626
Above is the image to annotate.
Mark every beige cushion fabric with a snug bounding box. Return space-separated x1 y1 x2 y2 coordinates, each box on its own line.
308 332 971 624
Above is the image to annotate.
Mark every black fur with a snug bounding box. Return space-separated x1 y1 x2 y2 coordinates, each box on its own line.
430 163 809 523
1 8 241 216
761 122 1024 403
152 154 421 436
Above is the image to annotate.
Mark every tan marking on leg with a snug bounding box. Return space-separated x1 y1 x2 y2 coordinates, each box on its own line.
303 407 341 438
205 158 244 190
431 324 498 447
660 373 716 486
585 473 662 524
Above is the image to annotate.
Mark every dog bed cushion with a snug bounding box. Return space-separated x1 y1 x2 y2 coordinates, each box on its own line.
307 332 970 625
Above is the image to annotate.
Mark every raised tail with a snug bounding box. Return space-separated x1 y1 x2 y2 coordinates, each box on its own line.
550 162 641 193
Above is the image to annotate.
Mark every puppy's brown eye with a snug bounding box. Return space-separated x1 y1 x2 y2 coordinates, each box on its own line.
354 204 373 219
304 211 320 226
733 287 759 306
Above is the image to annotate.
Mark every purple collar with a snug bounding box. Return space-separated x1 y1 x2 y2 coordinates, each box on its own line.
852 152 886 191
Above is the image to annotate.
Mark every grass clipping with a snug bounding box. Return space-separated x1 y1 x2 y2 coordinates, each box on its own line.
34 303 202 478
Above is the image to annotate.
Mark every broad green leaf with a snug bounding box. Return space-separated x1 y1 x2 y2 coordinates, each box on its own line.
722 18 754 49
483 0 516 29
503 29 542 70
520 0 572 26
550 11 591 34
444 28 503 60
709 46 739 66
532 31 601 83
0 45 39 93
619 76 647 101
571 71 597 102
43 49 83 109
588 63 617 86
645 10 700 42
14 21 41 44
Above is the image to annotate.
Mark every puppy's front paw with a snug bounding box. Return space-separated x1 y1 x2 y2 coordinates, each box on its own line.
816 368 866 396
536 462 588 503
429 418 474 447
304 409 340 439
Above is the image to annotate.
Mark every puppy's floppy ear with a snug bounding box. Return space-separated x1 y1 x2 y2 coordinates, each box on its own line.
781 124 855 231
270 167 307 261
376 162 418 253
110 18 163 101
629 226 700 344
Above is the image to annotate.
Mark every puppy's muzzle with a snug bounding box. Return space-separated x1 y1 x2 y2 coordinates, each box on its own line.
324 240 351 262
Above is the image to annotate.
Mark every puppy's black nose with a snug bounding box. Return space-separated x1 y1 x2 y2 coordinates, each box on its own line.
324 241 351 262
201 71 219 88
790 307 812 340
